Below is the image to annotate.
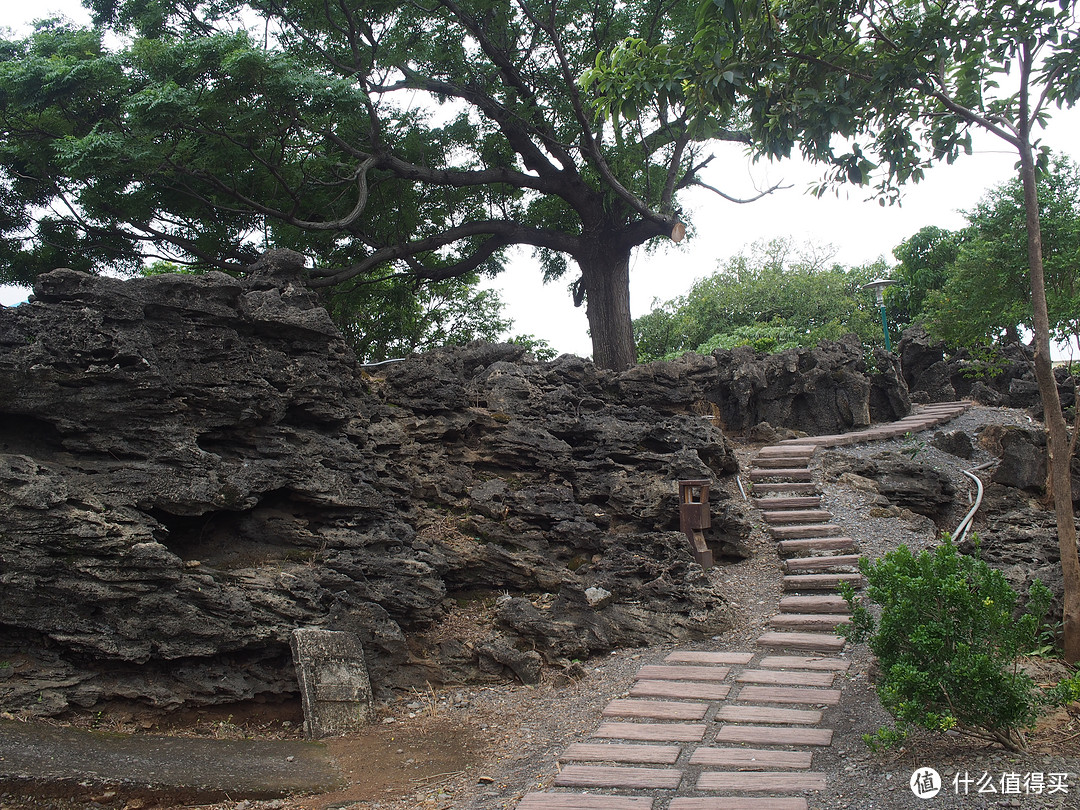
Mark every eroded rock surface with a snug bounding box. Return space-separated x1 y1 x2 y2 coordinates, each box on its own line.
821 450 957 520
0 262 908 717
0 264 743 716
898 325 1077 412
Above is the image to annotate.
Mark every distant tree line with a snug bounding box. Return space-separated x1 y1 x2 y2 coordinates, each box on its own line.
635 153 1080 365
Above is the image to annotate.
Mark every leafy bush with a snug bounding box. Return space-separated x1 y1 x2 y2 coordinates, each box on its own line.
840 537 1068 752
632 238 887 362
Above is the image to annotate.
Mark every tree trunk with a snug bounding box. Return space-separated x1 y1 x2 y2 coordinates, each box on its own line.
1019 140 1080 664
580 248 636 371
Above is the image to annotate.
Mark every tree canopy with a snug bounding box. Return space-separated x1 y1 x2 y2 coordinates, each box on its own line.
0 0 770 369
588 0 1080 201
917 155 1080 353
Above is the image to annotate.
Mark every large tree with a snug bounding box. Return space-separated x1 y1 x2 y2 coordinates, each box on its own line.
589 0 1080 659
0 1 764 370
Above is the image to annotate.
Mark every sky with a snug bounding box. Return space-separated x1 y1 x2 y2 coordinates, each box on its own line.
3 2 1080 359
486 131 1080 358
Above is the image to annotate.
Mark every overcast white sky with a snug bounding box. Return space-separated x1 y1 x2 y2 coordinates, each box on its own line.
3 2 1080 360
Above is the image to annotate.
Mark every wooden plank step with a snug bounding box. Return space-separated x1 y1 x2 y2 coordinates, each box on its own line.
780 434 852 447
737 685 842 705
696 772 827 792
749 482 818 496
603 699 707 720
715 706 822 725
757 444 817 457
770 524 842 539
752 496 821 510
770 613 851 632
751 460 812 473
562 743 682 764
736 669 835 687
518 795 655 810
756 632 846 652
779 595 850 614
631 680 731 701
689 747 813 769
748 468 813 482
670 799 807 810
777 537 858 557
759 656 850 672
782 573 864 591
664 651 755 665
713 725 833 746
593 722 705 742
762 510 832 524
636 664 731 682
783 554 861 573
554 765 683 789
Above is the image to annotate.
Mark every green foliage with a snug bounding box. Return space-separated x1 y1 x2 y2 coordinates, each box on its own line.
841 537 1058 752
890 226 960 334
506 334 558 362
589 1 1080 205
920 154 1080 351
633 238 885 362
322 274 514 363
899 431 925 460
0 0 728 369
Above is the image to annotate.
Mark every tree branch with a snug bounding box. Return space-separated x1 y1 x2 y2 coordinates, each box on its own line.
688 177 791 204
519 0 677 228
307 219 581 287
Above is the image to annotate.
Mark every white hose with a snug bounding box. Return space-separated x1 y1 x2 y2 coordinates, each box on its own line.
953 460 995 543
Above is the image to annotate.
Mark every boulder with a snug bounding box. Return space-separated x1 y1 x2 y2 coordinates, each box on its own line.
868 347 912 423
931 429 974 459
707 335 883 435
896 325 1077 412
821 450 956 519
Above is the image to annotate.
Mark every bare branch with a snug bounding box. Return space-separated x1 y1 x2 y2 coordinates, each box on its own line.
689 177 791 204
517 0 677 228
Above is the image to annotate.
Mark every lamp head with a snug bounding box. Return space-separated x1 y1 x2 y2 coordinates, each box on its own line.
862 278 898 305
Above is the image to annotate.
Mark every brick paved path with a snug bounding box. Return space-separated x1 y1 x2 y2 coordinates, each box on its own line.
515 403 970 810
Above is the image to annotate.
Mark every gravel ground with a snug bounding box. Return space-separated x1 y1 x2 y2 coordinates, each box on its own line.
5 405 1078 810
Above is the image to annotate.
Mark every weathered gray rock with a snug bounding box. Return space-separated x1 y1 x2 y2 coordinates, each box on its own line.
0 261 914 718
982 425 1048 491
821 450 956 519
931 429 974 459
896 325 1078 412
868 347 912 423
705 335 882 435
977 423 1080 500
959 484 1067 621
963 424 1080 620
0 265 762 718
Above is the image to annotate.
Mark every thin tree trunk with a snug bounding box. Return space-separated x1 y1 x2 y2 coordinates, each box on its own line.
580 249 636 371
1018 137 1080 664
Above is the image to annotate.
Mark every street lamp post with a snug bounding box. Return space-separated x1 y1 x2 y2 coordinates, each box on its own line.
862 278 898 351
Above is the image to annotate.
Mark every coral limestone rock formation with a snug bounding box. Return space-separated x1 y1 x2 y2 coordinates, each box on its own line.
0 266 749 716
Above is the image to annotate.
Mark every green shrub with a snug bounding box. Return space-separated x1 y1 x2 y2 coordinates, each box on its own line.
840 536 1062 752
